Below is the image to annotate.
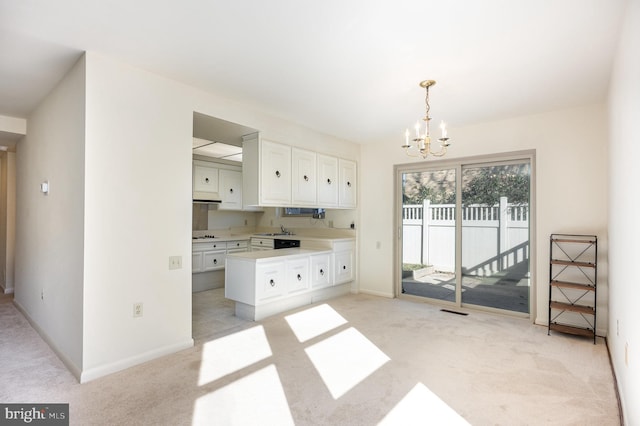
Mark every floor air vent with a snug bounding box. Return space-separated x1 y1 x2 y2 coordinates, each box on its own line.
440 309 469 316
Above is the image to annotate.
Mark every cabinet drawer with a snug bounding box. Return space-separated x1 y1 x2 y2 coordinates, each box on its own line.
251 238 274 250
228 240 249 250
203 251 226 271
193 241 227 252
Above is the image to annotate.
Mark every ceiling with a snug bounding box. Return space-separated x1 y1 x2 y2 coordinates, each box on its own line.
0 0 628 146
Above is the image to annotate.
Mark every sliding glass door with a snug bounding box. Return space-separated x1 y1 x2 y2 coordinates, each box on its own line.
400 168 458 303
397 154 532 315
460 161 530 313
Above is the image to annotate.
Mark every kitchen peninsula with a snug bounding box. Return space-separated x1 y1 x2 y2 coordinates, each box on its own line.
224 236 355 320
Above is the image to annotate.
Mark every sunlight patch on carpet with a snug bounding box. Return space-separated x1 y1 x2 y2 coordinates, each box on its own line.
285 304 348 343
193 364 294 425
305 327 390 399
379 382 470 425
198 325 272 386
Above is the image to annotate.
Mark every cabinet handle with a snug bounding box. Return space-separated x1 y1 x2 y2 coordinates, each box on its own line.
205 177 209 183
229 188 233 193
347 181 351 187
270 279 275 287
343 265 346 270
297 274 302 281
275 170 281 178
304 175 309 181
320 269 324 276
213 259 217 265
236 243 240 247
327 178 332 185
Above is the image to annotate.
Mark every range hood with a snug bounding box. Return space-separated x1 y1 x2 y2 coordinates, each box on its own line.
192 192 222 204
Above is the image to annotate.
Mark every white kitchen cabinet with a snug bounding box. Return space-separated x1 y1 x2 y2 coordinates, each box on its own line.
333 250 354 285
292 148 317 206
339 159 357 208
286 257 310 294
192 252 203 273
218 169 243 210
242 136 291 207
310 253 331 289
256 261 286 301
226 248 347 321
203 250 226 272
192 240 227 273
243 134 357 209
227 240 249 254
317 154 339 207
260 140 292 205
193 162 220 200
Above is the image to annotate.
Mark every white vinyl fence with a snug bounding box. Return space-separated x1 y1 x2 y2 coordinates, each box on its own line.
403 197 529 275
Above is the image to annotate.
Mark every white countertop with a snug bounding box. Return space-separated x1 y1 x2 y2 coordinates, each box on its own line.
192 233 354 244
226 248 331 261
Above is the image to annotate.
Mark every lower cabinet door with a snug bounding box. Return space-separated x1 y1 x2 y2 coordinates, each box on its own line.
257 262 286 301
192 252 203 273
311 253 331 288
333 250 354 284
203 251 226 271
287 257 310 293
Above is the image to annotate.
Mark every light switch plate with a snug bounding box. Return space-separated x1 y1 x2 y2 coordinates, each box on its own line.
169 256 182 270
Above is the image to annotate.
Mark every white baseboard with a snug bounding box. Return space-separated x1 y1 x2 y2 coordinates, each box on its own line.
12 299 83 380
13 298 194 384
80 338 194 383
359 289 395 298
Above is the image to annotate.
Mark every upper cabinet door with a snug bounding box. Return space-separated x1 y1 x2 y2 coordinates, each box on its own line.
218 169 243 210
317 154 339 207
339 159 357 208
260 140 292 205
292 148 317 205
193 163 219 195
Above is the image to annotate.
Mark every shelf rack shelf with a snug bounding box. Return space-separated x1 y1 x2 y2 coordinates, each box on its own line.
548 234 597 343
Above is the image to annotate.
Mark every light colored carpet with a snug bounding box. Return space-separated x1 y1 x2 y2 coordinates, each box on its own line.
0 290 620 425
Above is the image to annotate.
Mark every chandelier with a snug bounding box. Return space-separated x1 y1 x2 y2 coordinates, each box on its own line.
401 79 450 159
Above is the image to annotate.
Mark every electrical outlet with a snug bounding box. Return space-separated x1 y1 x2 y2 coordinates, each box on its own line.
169 255 182 270
133 303 143 318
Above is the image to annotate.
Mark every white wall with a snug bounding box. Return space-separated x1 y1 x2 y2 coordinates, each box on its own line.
359 104 608 332
16 51 360 382
607 0 640 422
14 55 86 374
81 53 195 380
0 152 16 293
